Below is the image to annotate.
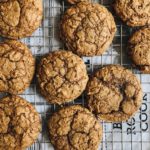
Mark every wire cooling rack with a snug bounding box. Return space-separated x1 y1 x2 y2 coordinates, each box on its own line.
13 0 150 150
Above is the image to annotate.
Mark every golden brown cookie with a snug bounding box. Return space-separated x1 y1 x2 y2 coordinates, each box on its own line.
87 65 142 122
67 0 91 4
48 105 103 150
114 0 150 27
37 50 88 104
129 28 150 73
0 95 41 150
60 2 116 56
0 0 43 39
0 40 35 94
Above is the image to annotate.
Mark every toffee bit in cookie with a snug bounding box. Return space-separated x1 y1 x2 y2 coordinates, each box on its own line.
0 95 41 149
0 0 43 39
48 105 103 150
37 50 88 104
128 28 150 73
87 65 142 122
114 0 150 27
0 40 35 94
60 2 116 56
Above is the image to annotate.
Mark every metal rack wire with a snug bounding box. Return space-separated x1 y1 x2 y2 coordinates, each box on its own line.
16 0 150 150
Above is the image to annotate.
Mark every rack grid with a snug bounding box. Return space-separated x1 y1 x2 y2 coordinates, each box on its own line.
6 0 149 150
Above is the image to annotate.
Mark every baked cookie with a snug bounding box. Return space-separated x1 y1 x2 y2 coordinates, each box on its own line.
48 105 102 150
60 2 116 56
0 0 43 39
0 95 41 150
114 0 150 27
87 65 142 122
129 28 150 73
0 40 35 94
67 0 91 4
37 50 88 104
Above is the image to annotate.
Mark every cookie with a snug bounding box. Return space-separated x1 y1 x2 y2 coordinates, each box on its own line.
0 0 43 39
114 0 150 27
0 95 41 150
128 28 150 73
48 105 102 150
67 0 91 4
37 50 88 104
87 65 142 122
60 2 116 56
0 40 35 94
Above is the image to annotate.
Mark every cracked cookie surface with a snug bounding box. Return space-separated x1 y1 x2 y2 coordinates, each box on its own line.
0 95 41 150
87 65 142 122
129 28 150 73
114 0 150 27
0 0 43 39
0 40 35 94
67 0 91 4
60 2 116 56
48 105 102 150
37 50 88 104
